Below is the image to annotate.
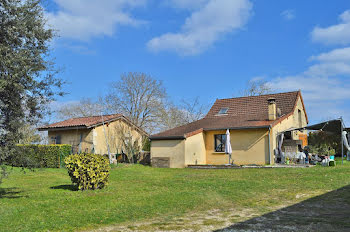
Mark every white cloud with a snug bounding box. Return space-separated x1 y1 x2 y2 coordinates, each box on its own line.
147 0 253 56
267 47 350 124
269 75 350 101
311 10 350 45
281 9 295 20
340 10 350 22
305 62 350 77
310 47 350 62
45 0 147 41
164 0 209 10
305 47 350 77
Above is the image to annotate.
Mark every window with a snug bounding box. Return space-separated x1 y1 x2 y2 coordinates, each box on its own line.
218 108 229 115
55 135 61 144
298 109 302 128
214 134 226 152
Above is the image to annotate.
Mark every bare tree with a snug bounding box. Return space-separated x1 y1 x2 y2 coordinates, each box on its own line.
241 79 272 96
110 123 143 163
158 97 209 131
55 98 105 120
180 97 208 123
18 123 42 144
105 72 167 133
158 104 186 131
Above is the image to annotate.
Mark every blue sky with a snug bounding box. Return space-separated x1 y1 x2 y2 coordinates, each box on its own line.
45 0 350 125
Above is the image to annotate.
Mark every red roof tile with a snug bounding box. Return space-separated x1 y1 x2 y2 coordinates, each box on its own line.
151 91 305 139
38 114 123 130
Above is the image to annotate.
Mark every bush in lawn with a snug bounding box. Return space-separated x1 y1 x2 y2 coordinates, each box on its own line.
6 144 71 168
65 154 111 190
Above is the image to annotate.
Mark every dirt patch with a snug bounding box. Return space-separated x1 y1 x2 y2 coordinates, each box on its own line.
88 207 272 232
217 186 350 232
88 186 350 231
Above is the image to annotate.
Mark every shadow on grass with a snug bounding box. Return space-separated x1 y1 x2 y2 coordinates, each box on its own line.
0 188 24 199
50 184 78 191
215 185 350 232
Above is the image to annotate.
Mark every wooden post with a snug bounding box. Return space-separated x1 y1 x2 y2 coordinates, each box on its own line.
341 117 344 165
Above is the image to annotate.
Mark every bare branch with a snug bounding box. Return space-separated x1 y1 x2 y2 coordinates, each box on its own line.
55 98 105 120
158 97 209 131
240 79 272 97
105 72 167 133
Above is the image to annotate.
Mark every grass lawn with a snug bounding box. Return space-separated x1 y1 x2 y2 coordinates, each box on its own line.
1 161 350 231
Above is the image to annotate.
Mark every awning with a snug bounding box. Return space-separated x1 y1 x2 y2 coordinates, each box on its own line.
304 119 345 134
277 118 348 164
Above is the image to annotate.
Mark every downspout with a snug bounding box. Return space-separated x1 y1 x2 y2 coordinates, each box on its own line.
78 133 82 153
268 126 272 165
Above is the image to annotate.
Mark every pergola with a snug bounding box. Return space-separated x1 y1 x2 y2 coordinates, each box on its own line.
302 118 347 164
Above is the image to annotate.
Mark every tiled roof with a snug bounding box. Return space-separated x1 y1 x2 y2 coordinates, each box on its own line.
38 114 123 130
151 91 305 139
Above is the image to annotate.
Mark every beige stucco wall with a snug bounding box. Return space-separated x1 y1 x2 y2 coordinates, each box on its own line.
48 129 93 153
184 132 206 165
93 119 144 155
270 96 308 162
151 140 185 168
48 119 144 155
151 128 269 167
205 129 269 165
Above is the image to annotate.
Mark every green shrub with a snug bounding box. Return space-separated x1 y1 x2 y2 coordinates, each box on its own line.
6 144 71 168
64 154 110 190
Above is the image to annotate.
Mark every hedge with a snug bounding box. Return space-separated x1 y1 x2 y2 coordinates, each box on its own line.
65 154 110 190
6 144 72 168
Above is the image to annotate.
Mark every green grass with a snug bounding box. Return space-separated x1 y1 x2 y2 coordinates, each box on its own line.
1 161 350 231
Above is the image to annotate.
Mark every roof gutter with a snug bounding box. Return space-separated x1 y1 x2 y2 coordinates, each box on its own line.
204 125 270 131
37 126 88 131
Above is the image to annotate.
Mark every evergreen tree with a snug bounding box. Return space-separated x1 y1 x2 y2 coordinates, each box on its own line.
0 0 63 182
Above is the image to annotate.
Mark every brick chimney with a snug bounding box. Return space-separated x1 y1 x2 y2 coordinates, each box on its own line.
267 98 277 121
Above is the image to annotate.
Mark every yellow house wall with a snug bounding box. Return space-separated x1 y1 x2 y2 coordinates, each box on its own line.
151 140 185 168
205 129 269 165
270 96 308 162
93 119 144 155
150 96 308 168
184 132 206 165
48 129 93 153
48 119 144 155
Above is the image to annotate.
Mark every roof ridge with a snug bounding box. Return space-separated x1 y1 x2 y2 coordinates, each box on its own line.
217 90 300 101
70 113 121 120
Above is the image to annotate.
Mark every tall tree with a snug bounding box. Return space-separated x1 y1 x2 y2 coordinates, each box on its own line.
105 72 167 133
158 97 208 131
180 97 208 124
241 79 272 96
0 0 63 181
55 98 104 120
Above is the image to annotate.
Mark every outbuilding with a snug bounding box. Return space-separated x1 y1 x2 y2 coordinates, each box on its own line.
38 114 147 155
